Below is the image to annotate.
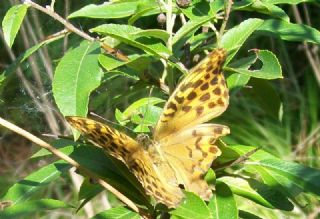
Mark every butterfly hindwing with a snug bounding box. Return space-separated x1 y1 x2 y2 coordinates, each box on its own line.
156 124 230 200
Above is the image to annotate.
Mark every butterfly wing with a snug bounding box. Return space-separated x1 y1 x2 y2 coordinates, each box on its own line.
153 48 228 140
156 124 230 200
66 116 183 207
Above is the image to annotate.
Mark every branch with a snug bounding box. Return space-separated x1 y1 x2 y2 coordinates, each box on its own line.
23 0 129 62
218 0 233 44
24 0 94 41
0 117 150 218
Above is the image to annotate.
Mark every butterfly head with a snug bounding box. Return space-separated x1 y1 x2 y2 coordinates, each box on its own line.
136 133 154 150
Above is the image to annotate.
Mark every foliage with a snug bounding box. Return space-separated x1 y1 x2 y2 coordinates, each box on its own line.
0 0 319 218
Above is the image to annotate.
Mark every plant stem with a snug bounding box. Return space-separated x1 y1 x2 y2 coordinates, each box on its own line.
0 117 151 219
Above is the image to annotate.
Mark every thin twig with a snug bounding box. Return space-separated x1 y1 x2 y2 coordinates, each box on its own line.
19 21 61 134
215 147 262 171
0 117 151 218
23 0 129 61
292 5 320 86
23 0 95 41
293 125 320 155
29 8 54 80
218 0 233 44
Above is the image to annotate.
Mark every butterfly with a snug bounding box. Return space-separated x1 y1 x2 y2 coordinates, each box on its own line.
66 48 230 208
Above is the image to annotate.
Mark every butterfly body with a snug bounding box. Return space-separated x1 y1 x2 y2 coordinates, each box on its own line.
66 48 230 208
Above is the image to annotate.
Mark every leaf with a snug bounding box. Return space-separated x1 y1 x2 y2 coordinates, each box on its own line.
219 177 293 210
226 50 282 79
228 145 277 162
229 145 320 199
98 52 151 78
0 199 72 219
171 192 211 219
257 19 320 44
173 16 215 53
226 73 250 90
130 105 162 126
68 2 140 19
91 24 171 59
69 145 148 205
1 160 70 204
221 18 264 63
91 207 140 219
187 0 226 19
128 3 161 25
239 1 290 22
208 182 238 219
245 78 282 118
53 41 103 118
78 179 103 201
263 0 315 5
1 33 66 93
31 139 78 158
249 159 320 197
77 179 103 212
0 41 45 93
120 97 165 121
2 4 29 48
239 210 264 219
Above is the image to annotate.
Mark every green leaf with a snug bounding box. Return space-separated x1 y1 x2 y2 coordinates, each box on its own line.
226 50 282 79
221 18 264 63
53 41 103 118
181 0 229 19
0 199 72 219
219 177 293 210
77 179 103 212
91 24 171 59
68 2 140 19
239 210 264 219
128 3 161 25
209 182 238 219
263 0 315 5
31 139 77 158
120 97 165 121
79 179 103 201
239 1 290 22
1 33 65 93
171 192 211 219
2 4 28 48
228 145 277 162
0 41 45 93
248 159 320 197
257 19 320 44
69 145 148 206
230 145 320 199
173 16 215 52
1 160 70 204
135 29 170 42
91 206 140 219
245 78 282 118
130 105 162 129
226 73 250 90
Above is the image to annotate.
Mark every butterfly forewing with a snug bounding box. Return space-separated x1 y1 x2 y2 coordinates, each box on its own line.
66 116 183 208
154 48 229 140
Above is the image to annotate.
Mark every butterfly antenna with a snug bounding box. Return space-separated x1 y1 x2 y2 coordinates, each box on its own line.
89 112 134 133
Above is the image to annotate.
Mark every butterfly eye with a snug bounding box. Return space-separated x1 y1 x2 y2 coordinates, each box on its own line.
178 184 185 190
